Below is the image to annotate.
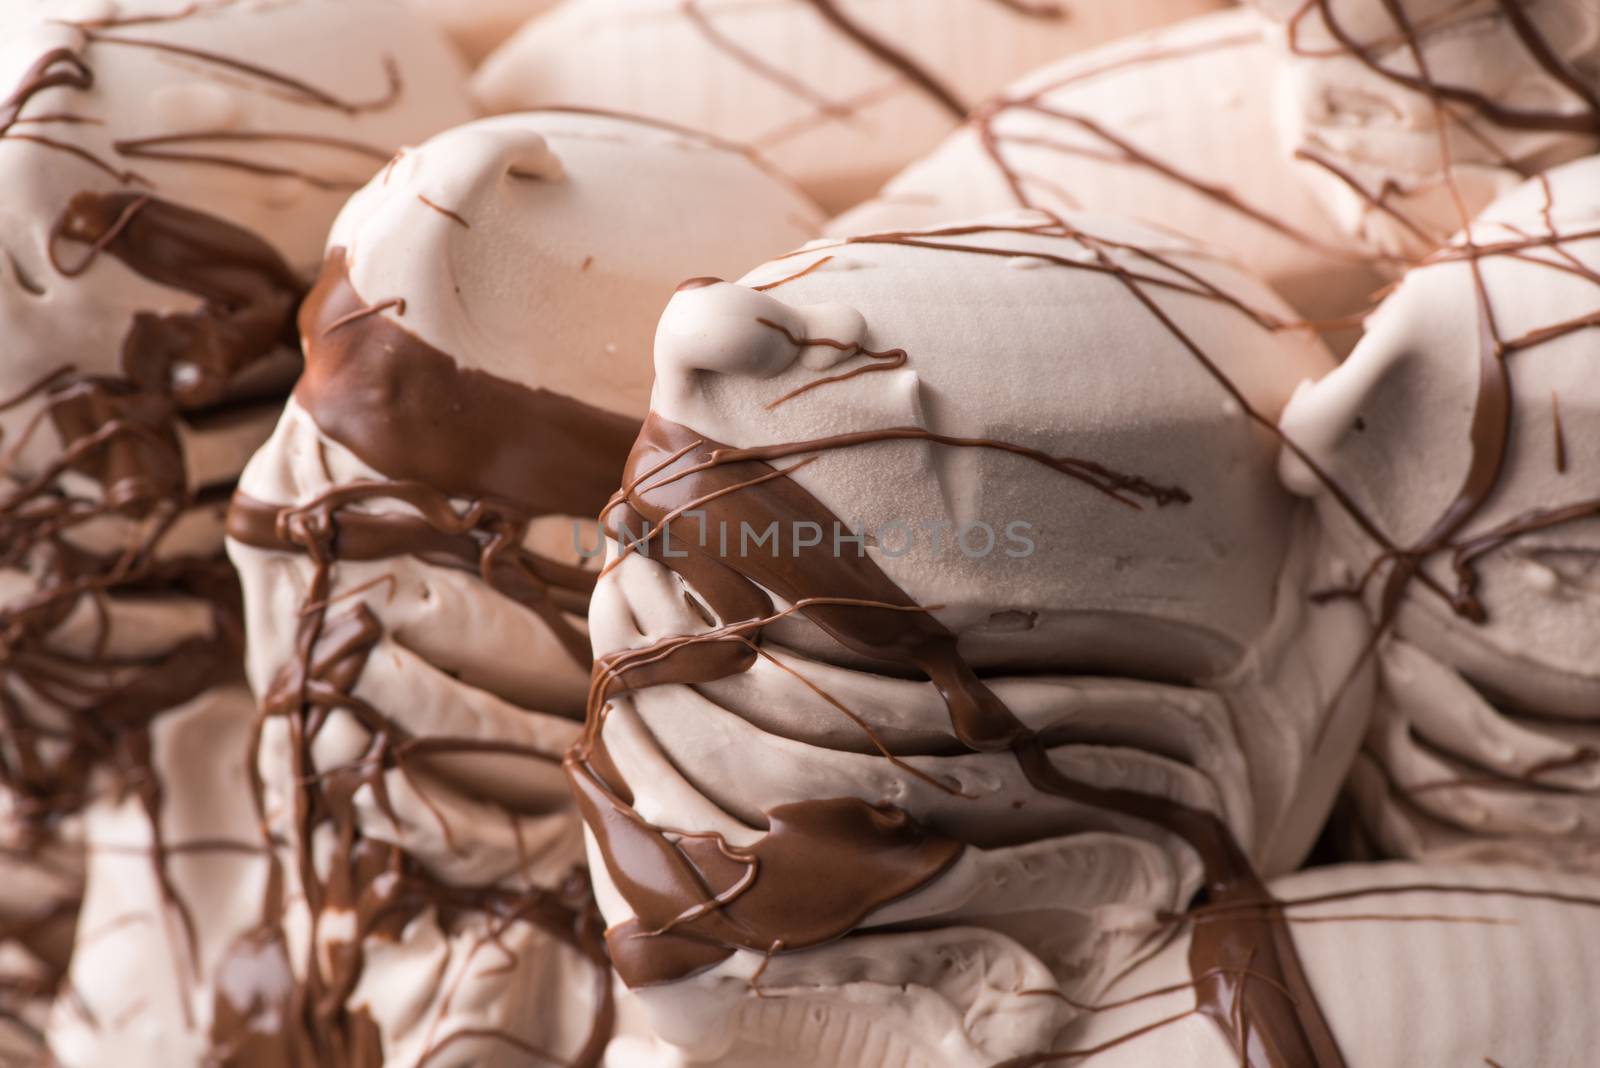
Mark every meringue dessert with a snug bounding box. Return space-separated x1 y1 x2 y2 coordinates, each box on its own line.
1282 154 1600 873
1061 861 1600 1065
223 110 819 1067
1249 0 1600 260
832 8 1387 352
1 1 1596 1065
577 211 1373 1066
472 0 1225 210
0 0 471 1062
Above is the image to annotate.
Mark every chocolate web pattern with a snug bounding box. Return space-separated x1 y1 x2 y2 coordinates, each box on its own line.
0 6 412 1054
1278 1 1600 865
562 213 1344 1065
955 21 1393 338
221 249 636 1067
680 0 1069 153
585 200 1600 1064
1284 0 1600 251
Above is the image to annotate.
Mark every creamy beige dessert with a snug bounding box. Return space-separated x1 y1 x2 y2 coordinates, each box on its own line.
576 211 1373 1067
1282 153 1600 873
0 1 472 1062
1249 0 1600 260
224 109 819 1067
1057 862 1600 1065
407 0 558 63
472 0 1226 211
832 8 1387 354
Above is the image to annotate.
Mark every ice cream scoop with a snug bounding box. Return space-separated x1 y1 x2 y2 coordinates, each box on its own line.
576 211 1373 1067
1247 0 1600 261
831 8 1387 354
1056 861 1600 1066
223 109 820 1067
0 1 473 1062
1281 153 1600 873
471 0 1226 212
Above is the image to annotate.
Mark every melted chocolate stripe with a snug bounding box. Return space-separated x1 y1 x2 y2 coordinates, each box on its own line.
577 410 1347 1067
219 257 633 1065
796 0 968 118
1 187 307 1054
1301 0 1600 135
0 49 92 137
83 32 402 116
295 250 640 518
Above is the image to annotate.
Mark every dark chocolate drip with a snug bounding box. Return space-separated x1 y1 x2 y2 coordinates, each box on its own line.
295 250 639 519
571 770 963 986
111 130 391 192
1551 390 1568 474
682 0 851 119
227 484 594 665
682 0 969 122
754 316 908 409
1298 4 1600 634
1 189 306 1048
2 190 300 822
81 32 401 117
1295 0 1600 136
0 48 92 138
218 255 638 1065
795 0 967 118
575 410 1347 1067
415 194 470 228
50 192 305 411
210 520 613 1066
983 0 1068 17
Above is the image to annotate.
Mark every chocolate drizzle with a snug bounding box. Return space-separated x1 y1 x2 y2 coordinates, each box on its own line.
1280 0 1600 248
1296 12 1600 631
0 49 92 138
50 192 305 410
0 19 414 194
849 19 1397 349
1292 0 1600 137
683 0 970 121
574 211 1354 1068
294 250 638 518
79 32 402 117
220 255 641 1065
1 189 300 824
0 190 304 1050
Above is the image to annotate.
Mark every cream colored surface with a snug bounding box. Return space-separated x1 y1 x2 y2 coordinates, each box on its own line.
0 803 78 1068
229 110 824 1066
408 0 557 63
472 0 1226 211
0 0 473 467
1062 863 1600 1066
0 4 472 1064
0 0 474 651
1249 0 1600 260
587 213 1374 1066
46 686 270 1068
1282 155 1600 870
331 110 821 420
832 9 1385 351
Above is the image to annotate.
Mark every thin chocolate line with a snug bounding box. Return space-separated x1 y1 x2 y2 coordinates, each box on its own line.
416 194 470 229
